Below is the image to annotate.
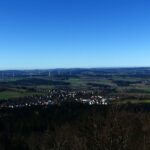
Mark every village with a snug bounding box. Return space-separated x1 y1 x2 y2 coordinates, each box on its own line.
0 89 117 109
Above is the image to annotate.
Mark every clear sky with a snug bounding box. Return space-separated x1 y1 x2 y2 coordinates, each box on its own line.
0 0 150 69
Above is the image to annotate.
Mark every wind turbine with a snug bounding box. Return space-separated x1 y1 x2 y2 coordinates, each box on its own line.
29 72 33 78
58 70 61 76
49 71 53 80
2 72 4 80
49 71 51 77
13 72 15 80
1 72 4 80
70 71 72 76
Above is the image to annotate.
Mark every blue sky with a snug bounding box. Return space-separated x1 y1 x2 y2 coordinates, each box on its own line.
0 0 150 69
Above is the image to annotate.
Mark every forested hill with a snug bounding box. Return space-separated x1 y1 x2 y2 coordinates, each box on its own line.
0 103 150 150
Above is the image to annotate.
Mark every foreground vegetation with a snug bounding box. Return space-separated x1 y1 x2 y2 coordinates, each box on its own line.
0 103 150 150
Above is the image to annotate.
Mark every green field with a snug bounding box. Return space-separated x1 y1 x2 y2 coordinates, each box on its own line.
117 99 150 104
0 90 43 100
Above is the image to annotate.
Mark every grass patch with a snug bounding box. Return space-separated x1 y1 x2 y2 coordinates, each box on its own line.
0 90 42 100
117 100 150 104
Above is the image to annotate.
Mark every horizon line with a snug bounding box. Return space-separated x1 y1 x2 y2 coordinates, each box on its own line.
0 66 150 71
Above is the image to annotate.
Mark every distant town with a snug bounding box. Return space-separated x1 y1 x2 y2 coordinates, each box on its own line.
0 89 118 109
